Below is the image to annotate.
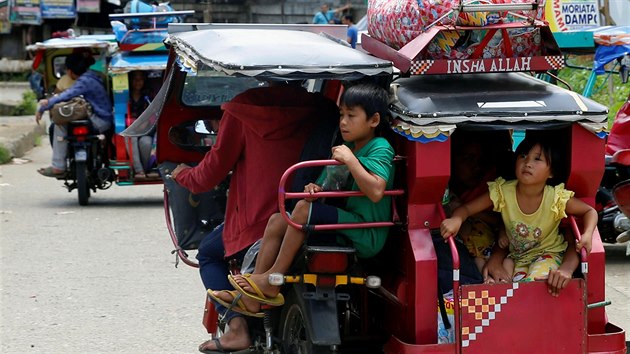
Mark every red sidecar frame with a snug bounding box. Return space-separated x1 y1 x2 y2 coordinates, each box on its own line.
151 18 626 353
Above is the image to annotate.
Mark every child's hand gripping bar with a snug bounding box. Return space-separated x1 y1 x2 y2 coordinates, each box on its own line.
569 215 588 275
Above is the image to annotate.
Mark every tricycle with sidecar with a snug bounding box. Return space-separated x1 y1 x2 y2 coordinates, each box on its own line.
140 12 626 354
25 11 188 204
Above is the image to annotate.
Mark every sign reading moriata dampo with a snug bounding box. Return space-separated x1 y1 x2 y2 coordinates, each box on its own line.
545 0 601 32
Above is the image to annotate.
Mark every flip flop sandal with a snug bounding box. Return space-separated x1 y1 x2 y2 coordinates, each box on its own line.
207 289 264 318
198 338 254 354
228 274 284 306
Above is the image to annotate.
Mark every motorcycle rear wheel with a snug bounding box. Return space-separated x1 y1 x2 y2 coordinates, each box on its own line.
76 161 91 206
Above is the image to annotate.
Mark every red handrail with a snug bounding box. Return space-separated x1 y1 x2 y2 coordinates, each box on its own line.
437 205 461 352
277 159 404 231
569 215 588 274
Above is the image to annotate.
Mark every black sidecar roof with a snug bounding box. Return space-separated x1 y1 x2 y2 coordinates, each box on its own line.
389 72 609 142
166 27 393 80
391 73 608 125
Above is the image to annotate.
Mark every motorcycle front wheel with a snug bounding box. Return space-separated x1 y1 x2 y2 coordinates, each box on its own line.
76 161 91 206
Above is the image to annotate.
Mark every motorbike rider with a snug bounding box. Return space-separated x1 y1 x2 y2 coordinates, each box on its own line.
35 52 113 177
169 80 339 353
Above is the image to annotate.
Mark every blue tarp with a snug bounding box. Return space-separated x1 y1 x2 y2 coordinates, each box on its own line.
592 26 630 74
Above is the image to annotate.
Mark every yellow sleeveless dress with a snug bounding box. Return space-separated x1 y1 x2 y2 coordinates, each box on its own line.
489 178 573 281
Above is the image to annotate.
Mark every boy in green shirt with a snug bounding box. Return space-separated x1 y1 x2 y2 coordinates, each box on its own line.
208 83 394 334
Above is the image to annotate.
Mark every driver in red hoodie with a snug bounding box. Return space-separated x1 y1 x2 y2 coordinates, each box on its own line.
171 80 339 353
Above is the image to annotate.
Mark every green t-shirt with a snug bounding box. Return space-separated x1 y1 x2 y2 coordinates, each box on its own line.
315 137 395 258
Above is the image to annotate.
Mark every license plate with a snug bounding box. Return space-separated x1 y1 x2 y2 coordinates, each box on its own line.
75 150 87 161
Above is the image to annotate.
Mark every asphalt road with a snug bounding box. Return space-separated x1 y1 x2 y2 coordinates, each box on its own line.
1 144 628 353
0 145 209 353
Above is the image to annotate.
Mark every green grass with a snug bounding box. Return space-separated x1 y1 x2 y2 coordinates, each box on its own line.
10 90 37 116
558 54 630 127
0 145 11 164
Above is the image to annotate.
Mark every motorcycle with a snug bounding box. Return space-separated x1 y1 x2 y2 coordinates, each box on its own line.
597 94 630 244
56 119 113 205
612 156 630 255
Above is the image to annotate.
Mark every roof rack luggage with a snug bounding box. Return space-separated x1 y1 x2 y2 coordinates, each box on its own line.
362 0 565 75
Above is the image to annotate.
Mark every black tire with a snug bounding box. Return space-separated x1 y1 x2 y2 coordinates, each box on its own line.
76 161 90 206
280 290 330 354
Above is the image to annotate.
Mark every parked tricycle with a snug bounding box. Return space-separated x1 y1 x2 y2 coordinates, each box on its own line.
142 9 625 354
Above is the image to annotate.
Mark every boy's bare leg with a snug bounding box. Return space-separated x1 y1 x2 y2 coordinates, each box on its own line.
213 213 287 310
474 257 486 274
232 200 310 299
198 317 251 352
253 213 288 273
502 258 515 282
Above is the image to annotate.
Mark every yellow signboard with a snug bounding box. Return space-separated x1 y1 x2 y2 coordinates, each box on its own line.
112 74 129 93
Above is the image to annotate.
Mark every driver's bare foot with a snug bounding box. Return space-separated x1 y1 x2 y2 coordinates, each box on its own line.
198 317 251 352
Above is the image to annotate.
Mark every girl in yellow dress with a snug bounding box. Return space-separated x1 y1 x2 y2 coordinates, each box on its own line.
441 135 598 296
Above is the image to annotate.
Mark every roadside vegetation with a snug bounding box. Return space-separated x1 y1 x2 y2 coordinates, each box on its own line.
0 145 10 164
558 55 630 127
11 90 37 116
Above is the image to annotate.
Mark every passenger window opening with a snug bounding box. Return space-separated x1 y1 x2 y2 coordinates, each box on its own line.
168 119 220 153
52 56 67 79
126 70 163 126
181 72 265 107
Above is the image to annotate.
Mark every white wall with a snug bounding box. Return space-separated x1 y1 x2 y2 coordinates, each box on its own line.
607 0 629 26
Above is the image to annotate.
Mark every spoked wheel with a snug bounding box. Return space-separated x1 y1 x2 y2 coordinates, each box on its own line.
281 292 329 354
76 161 91 206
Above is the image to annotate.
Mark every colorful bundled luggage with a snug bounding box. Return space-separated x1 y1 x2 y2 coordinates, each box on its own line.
367 0 543 58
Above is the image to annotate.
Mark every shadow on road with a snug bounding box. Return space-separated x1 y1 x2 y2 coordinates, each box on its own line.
604 243 630 263
41 196 164 208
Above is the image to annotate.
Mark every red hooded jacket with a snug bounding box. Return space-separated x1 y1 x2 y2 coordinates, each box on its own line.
177 85 339 256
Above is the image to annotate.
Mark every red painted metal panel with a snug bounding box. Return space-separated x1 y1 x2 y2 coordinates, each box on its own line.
587 323 627 353
586 229 608 334
409 228 439 344
360 32 414 73
406 139 450 207
385 227 440 345
567 124 605 200
461 280 586 353
203 294 218 334
409 56 565 75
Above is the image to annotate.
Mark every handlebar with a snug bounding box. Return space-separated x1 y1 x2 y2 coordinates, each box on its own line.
278 159 404 232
